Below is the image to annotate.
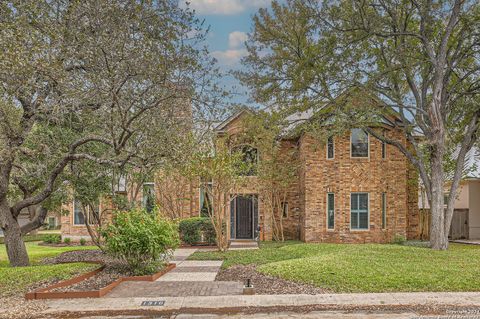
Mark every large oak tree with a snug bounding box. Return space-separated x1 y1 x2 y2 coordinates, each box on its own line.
239 0 480 249
0 0 221 266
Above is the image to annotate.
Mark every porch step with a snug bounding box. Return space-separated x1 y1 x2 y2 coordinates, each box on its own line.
107 281 243 297
229 241 259 250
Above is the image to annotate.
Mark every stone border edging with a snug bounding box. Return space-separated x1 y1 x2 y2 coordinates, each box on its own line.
25 262 176 300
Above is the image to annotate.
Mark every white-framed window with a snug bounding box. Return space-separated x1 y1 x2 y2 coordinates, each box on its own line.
327 193 334 230
73 200 99 225
351 193 369 230
351 129 369 158
327 136 334 159
381 193 387 229
48 217 56 229
281 201 289 218
381 140 387 159
143 183 155 213
73 199 85 225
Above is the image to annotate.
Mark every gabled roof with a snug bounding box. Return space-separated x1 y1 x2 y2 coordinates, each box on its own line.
214 109 252 132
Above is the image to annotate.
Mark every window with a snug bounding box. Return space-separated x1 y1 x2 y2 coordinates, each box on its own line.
327 193 335 230
281 202 288 218
444 192 450 206
233 145 258 176
114 174 127 193
351 129 369 158
143 183 155 213
87 202 100 225
327 136 334 159
73 199 85 225
351 193 369 230
200 180 213 217
73 200 99 225
381 140 386 159
48 217 56 229
381 193 387 229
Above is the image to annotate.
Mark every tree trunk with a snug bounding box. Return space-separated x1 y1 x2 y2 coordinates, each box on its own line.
2 204 30 266
429 149 448 250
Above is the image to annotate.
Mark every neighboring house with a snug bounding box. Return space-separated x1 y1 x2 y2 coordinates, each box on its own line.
419 148 480 240
60 94 420 243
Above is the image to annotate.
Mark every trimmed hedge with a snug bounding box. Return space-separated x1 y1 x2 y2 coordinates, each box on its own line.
0 233 51 244
178 217 216 245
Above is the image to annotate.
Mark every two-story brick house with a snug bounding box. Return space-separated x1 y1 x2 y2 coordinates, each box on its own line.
60 96 419 243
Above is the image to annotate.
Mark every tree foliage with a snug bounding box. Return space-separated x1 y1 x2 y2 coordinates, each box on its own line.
0 0 223 266
238 0 480 249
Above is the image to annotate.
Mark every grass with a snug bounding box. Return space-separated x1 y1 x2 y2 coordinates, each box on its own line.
189 241 480 293
0 242 98 296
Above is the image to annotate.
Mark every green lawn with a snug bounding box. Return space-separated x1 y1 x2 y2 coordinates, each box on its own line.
0 242 98 297
189 241 480 293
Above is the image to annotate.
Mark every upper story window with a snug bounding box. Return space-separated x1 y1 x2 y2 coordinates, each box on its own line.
381 140 387 159
143 183 155 213
327 136 334 159
233 145 258 176
351 129 369 158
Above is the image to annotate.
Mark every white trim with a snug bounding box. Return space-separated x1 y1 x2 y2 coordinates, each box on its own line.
350 129 370 159
326 136 335 160
326 193 335 231
350 192 370 231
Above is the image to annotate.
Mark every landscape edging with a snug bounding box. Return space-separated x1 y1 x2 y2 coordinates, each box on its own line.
25 262 176 300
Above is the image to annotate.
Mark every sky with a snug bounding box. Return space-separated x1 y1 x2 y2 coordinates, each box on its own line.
180 0 275 106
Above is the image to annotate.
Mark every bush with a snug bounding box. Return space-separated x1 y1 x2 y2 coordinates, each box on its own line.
101 209 180 275
392 234 406 245
63 237 71 244
80 238 86 246
178 217 216 245
43 234 61 244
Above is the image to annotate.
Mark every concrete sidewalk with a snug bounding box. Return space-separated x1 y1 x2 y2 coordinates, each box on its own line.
43 292 480 316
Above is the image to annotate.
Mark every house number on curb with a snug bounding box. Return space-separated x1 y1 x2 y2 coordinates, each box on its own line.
141 300 165 306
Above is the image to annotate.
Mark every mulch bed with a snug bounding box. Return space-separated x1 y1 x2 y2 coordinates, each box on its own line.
216 264 330 295
41 249 109 264
49 264 133 292
38 242 91 247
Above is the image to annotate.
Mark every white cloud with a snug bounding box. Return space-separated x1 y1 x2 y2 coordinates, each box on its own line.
184 0 270 15
212 49 248 66
228 31 248 49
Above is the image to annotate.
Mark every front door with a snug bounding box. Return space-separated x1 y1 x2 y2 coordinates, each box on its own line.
231 195 258 239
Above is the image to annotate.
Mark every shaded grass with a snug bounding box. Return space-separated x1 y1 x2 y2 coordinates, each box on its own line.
189 242 480 292
0 242 98 296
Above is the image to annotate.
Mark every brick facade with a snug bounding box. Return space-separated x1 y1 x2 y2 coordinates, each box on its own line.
61 110 419 244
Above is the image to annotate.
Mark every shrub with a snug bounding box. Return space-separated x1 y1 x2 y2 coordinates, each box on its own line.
178 217 216 245
101 208 180 275
80 238 87 246
392 234 406 245
43 234 61 244
63 237 71 244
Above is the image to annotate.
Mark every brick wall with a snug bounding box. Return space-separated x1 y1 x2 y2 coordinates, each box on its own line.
299 128 411 243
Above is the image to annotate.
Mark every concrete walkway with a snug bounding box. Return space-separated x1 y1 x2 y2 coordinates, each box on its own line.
44 292 480 316
107 248 243 298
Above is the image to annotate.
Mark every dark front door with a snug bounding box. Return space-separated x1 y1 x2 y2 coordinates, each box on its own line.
233 195 255 239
